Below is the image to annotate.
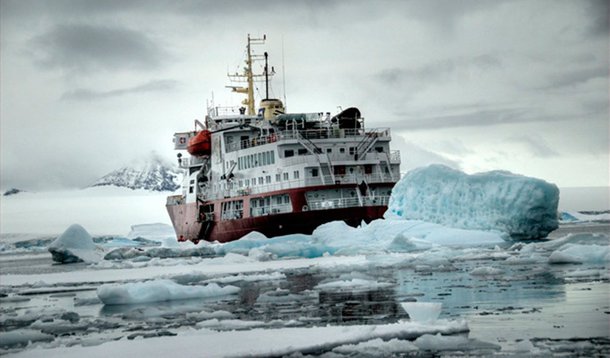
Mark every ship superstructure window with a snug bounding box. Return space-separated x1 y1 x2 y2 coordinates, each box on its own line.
298 148 308 155
293 170 300 179
258 177 263 185
237 151 275 170
340 148 346 154
266 175 271 184
250 194 291 217
276 174 281 182
375 146 384 153
283 172 289 181
284 149 294 158
221 200 243 220
305 188 359 210
311 168 319 177
326 148 332 154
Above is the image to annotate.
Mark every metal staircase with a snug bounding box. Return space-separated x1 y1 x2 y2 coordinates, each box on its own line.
354 130 380 160
296 131 335 184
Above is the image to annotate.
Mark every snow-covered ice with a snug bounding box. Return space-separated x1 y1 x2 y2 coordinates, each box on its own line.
97 279 239 305
400 302 443 323
386 165 559 239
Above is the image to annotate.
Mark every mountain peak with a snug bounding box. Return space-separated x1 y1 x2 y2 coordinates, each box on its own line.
91 152 181 192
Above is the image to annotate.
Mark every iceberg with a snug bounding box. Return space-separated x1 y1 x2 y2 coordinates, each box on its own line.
47 224 104 263
386 165 559 239
400 302 442 323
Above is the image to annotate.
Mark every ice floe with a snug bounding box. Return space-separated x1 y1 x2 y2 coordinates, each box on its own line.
400 302 443 323
9 320 469 358
96 279 239 305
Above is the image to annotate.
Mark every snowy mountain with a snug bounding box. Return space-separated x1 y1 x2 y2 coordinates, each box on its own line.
91 152 182 192
3 188 24 196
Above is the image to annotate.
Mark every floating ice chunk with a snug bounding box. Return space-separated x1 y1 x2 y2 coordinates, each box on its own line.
195 318 266 330
0 329 54 348
47 224 104 263
386 165 559 239
414 333 501 352
559 211 610 223
548 244 610 264
400 302 442 323
469 266 504 276
97 279 239 305
315 278 392 291
513 339 549 355
215 217 505 259
126 223 181 248
333 338 418 355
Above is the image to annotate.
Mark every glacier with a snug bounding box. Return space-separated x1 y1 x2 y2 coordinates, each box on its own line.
386 165 559 239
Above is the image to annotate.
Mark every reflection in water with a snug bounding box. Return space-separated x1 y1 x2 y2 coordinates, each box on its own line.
318 287 404 324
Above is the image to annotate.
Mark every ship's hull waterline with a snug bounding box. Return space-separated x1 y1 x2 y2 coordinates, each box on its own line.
167 202 387 243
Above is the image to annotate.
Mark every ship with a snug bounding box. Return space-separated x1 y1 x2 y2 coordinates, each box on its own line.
166 35 401 244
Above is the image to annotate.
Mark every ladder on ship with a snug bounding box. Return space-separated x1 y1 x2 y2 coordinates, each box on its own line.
354 130 380 161
296 131 336 185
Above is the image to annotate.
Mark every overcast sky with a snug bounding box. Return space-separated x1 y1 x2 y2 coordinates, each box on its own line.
1 0 608 192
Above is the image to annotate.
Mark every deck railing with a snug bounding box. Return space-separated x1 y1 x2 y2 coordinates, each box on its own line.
225 128 391 153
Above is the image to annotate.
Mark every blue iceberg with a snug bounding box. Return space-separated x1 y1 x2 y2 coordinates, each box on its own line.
386 165 559 239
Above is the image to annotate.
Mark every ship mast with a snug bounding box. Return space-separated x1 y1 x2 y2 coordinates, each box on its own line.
228 34 269 115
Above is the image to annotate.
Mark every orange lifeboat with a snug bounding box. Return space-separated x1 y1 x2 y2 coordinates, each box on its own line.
187 130 212 156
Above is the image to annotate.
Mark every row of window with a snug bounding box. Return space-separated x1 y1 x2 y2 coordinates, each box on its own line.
284 146 386 158
238 151 275 170
220 194 292 220
238 170 301 187
236 146 387 170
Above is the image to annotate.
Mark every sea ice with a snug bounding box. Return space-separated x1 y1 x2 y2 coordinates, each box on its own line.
0 329 54 349
47 224 104 263
8 320 469 358
548 244 610 264
413 333 501 352
214 219 505 259
315 278 392 291
386 165 559 239
96 279 239 305
126 223 181 247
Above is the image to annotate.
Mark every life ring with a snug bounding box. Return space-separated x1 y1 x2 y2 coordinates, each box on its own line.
302 205 308 211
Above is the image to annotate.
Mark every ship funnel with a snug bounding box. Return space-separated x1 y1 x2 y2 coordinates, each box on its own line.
259 98 285 120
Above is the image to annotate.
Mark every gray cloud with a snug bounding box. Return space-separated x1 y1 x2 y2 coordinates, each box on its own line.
61 79 179 101
29 24 169 73
544 65 608 89
397 0 510 34
378 55 502 86
392 135 462 173
508 135 559 158
584 0 609 37
381 108 543 131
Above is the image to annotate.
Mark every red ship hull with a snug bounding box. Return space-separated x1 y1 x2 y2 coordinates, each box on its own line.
166 185 391 243
167 203 387 243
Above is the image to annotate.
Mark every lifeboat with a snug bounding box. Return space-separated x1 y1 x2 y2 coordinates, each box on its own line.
187 130 212 156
